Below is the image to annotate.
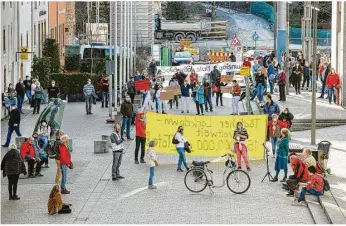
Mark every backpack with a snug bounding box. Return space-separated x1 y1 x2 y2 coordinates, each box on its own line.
269 72 277 83
323 178 330 191
172 133 179 144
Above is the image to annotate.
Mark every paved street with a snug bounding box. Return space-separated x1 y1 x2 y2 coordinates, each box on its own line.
1 98 318 224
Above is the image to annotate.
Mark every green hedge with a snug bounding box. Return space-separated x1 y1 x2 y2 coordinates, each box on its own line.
42 73 102 94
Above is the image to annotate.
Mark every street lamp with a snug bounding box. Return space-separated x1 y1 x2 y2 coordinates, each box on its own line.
311 1 319 145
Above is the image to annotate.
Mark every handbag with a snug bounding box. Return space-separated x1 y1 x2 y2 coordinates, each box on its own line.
212 84 219 93
184 141 192 153
68 161 74 169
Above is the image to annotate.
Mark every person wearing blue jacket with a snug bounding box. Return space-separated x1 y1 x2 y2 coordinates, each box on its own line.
180 80 191 114
267 61 275 94
263 95 280 122
193 82 204 115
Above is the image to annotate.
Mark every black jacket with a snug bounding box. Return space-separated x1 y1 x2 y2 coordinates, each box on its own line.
175 72 187 86
279 112 294 121
15 83 25 98
1 149 27 177
120 101 133 117
255 74 265 86
8 109 20 126
127 81 136 94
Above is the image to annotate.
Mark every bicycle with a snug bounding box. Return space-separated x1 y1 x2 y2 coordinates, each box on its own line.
184 154 251 195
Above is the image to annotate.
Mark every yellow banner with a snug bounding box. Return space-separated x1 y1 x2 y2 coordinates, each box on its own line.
146 113 268 159
184 47 199 55
20 46 29 61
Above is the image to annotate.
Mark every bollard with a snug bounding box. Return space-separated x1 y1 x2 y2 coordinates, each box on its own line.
94 140 108 154
101 135 110 153
15 137 27 149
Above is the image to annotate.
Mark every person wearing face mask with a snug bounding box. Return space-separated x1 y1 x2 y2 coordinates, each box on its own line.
20 137 44 178
2 105 22 148
278 108 294 129
6 83 17 110
203 79 213 112
83 79 96 115
214 77 227 107
110 124 125 180
271 128 290 182
48 80 60 100
193 82 205 115
268 117 281 158
302 62 310 90
233 122 250 170
30 79 37 108
277 69 287 101
120 95 134 140
15 79 25 113
168 76 179 110
23 75 33 105
32 132 48 168
291 63 303 95
189 69 198 88
173 126 189 172
325 68 340 105
180 79 191 114
255 69 266 103
134 112 146 164
127 76 136 104
33 82 44 114
231 80 241 115
37 120 51 167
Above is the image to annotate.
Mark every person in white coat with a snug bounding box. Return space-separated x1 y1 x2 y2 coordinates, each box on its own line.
155 85 167 114
174 126 189 172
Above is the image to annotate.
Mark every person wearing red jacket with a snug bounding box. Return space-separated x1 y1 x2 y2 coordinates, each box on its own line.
293 165 324 206
325 69 340 104
134 112 146 164
242 58 251 68
277 69 286 101
99 75 109 108
20 137 43 178
189 69 198 87
284 155 309 197
59 135 71 194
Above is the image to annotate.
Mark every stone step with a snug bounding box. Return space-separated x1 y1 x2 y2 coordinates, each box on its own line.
319 191 346 224
306 195 331 224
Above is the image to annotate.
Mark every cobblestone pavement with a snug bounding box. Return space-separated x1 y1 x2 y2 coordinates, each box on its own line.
1 97 317 224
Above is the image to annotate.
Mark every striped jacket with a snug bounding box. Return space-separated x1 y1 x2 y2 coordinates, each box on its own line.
83 84 95 96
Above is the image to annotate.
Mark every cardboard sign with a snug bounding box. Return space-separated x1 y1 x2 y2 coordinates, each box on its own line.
220 75 233 83
221 86 232 93
135 80 150 91
160 91 175 101
240 66 250 76
165 86 181 95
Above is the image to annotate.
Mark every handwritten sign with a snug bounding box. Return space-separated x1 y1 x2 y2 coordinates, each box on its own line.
146 113 268 159
221 86 232 93
220 75 233 83
160 91 175 101
164 86 181 95
240 66 250 76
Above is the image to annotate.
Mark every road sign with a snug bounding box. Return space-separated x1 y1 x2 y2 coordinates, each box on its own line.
252 32 259 41
230 34 241 46
20 46 29 60
240 66 250 76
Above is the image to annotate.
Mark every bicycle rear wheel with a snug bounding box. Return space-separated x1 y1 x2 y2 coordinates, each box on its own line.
226 169 251 194
184 168 208 193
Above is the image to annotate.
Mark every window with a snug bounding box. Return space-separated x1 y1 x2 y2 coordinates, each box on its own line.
43 21 46 40
39 2 40 6
2 28 5 53
26 32 28 46
10 24 12 50
34 1 37 9
34 24 36 45
10 2 12 8
21 2 23 5
3 66 6 92
21 34 23 46
2 2 5 10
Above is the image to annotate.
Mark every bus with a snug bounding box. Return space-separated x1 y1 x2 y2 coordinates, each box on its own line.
80 44 126 60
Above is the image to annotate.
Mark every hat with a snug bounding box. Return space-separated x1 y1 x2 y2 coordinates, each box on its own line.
9 143 17 150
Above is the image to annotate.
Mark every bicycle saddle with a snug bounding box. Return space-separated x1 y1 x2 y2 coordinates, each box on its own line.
192 161 211 166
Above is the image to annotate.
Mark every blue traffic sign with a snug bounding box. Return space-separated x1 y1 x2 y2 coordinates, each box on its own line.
252 32 259 41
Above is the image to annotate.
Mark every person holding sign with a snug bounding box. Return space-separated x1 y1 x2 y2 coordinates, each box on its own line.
173 126 189 172
33 82 44 114
168 76 179 109
193 82 205 115
233 122 250 171
231 80 241 115
214 77 227 107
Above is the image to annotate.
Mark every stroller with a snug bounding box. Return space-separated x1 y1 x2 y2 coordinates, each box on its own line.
314 141 332 176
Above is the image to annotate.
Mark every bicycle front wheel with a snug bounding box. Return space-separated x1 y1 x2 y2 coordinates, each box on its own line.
226 169 251 194
184 168 208 193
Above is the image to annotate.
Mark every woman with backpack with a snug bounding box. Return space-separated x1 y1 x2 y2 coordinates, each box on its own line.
173 126 189 172
33 81 44 114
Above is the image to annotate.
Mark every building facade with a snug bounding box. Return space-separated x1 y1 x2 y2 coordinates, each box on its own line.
331 1 345 103
32 1 49 58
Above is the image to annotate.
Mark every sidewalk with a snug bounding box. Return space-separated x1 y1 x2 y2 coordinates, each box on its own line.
1 101 315 224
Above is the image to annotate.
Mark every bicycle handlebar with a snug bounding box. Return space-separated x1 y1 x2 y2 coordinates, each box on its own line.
222 153 234 158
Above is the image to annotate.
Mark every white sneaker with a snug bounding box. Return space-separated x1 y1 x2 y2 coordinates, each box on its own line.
291 200 307 207
148 185 157 189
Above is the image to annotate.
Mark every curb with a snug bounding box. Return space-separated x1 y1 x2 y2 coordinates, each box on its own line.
318 190 346 224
